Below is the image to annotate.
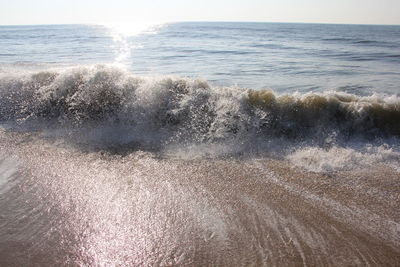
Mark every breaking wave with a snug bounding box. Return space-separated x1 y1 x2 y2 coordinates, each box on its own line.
1 65 399 134
0 65 399 166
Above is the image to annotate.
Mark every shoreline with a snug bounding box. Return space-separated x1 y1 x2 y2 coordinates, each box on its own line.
1 130 399 266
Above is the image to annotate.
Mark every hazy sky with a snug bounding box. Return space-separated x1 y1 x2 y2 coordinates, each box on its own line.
1 0 399 25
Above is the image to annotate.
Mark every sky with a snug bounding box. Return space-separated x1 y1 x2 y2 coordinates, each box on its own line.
0 0 399 26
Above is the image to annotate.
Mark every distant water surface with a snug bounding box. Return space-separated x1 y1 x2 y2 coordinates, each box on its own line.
1 22 400 94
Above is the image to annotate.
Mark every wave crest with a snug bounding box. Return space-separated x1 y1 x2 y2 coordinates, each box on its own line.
1 65 399 145
248 89 400 137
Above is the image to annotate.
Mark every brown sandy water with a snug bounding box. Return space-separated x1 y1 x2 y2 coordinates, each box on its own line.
0 130 399 266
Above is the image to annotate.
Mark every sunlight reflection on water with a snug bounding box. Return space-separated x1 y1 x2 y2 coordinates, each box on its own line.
103 21 167 64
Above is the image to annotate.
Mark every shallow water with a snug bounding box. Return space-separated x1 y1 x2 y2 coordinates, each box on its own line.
0 130 399 266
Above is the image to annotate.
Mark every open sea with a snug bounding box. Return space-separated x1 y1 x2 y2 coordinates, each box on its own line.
0 22 400 266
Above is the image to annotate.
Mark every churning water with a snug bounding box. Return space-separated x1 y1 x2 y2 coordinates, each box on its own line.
0 22 399 266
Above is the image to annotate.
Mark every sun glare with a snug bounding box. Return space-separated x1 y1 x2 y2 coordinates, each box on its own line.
103 21 166 37
99 21 167 65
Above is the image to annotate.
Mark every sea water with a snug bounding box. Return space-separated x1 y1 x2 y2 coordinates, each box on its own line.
0 22 399 266
1 22 400 93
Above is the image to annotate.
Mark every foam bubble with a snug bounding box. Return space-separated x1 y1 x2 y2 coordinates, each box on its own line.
286 145 400 173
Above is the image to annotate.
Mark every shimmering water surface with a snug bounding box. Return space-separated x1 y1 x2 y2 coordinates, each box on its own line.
0 22 399 266
1 22 400 93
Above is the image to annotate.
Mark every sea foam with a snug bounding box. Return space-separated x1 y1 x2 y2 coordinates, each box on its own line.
0 65 399 166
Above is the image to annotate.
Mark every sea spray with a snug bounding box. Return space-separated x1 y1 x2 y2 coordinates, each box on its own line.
1 65 399 140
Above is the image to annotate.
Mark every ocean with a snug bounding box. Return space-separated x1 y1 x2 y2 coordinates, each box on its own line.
0 22 399 266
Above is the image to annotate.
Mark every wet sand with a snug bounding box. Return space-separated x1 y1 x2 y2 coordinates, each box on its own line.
0 130 399 266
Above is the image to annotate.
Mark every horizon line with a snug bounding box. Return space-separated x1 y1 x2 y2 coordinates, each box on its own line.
1 20 400 27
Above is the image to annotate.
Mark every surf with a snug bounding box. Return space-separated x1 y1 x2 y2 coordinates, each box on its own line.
1 65 399 139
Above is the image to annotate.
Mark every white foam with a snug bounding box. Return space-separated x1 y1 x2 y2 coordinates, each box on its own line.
287 145 400 173
1 65 399 159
